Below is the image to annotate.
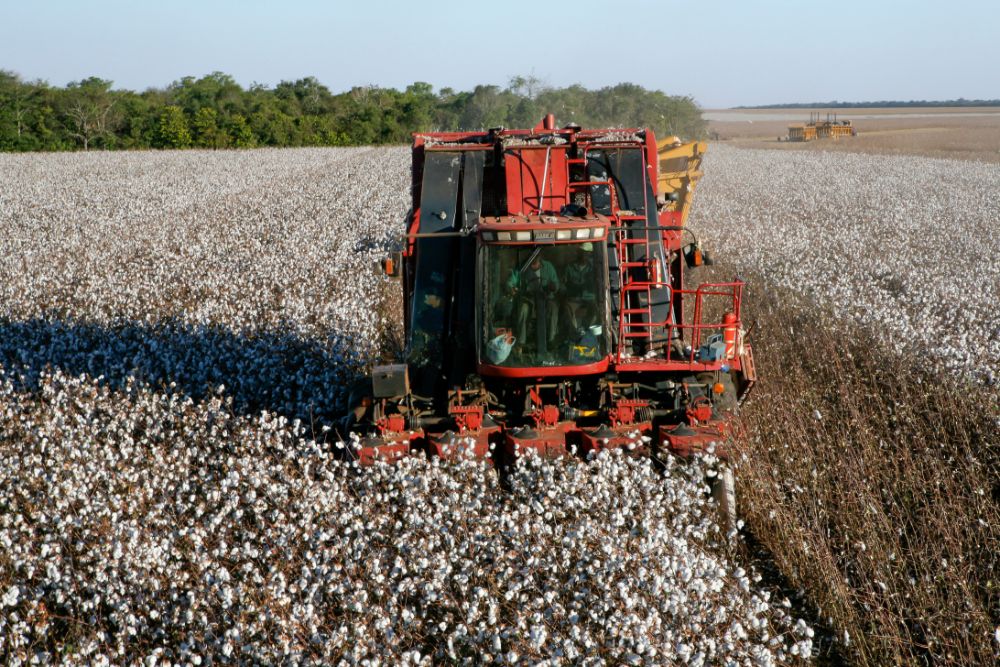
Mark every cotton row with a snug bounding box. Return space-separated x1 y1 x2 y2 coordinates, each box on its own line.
0 370 812 665
689 145 1000 382
0 147 410 420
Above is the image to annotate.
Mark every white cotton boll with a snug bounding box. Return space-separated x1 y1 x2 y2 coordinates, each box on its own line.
530 624 548 649
3 586 19 607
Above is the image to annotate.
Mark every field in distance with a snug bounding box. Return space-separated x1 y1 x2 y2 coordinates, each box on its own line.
705 106 1000 162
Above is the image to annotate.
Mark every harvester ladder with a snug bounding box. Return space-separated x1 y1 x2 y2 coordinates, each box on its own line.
615 164 658 361
616 216 655 357
566 147 664 362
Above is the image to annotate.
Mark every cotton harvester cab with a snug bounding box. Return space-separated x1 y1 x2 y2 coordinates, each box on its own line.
343 114 756 517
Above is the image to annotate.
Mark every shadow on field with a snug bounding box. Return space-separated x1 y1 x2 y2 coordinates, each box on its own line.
0 316 372 429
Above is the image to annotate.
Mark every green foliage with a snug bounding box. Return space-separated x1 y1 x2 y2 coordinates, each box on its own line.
156 106 191 148
117 93 156 149
0 72 706 152
228 114 256 148
193 107 227 148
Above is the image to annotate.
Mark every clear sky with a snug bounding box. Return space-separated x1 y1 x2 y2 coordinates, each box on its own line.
2 0 998 108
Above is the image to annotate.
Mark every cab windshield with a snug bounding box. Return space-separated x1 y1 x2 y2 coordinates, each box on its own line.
481 242 609 367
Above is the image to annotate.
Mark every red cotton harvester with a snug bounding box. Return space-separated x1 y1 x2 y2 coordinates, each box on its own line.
341 114 756 527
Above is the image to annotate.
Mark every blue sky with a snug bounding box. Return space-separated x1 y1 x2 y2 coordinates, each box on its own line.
2 0 998 107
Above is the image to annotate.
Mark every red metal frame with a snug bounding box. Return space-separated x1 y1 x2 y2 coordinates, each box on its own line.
358 418 736 465
608 399 649 428
530 404 562 429
614 280 746 366
478 359 609 379
450 404 484 432
355 119 753 468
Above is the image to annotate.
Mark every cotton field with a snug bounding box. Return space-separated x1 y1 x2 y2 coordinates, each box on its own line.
0 147 818 664
0 370 814 665
1 148 409 422
5 143 997 664
690 145 1000 382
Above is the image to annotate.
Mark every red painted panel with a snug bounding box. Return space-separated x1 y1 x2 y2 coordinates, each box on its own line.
659 423 730 460
659 210 685 251
579 424 653 457
505 147 568 215
504 422 576 460
428 427 499 461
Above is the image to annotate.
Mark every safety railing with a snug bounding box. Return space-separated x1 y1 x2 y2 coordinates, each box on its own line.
615 281 744 366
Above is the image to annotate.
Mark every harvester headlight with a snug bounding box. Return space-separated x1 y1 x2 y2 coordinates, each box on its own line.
591 227 606 239
556 229 573 240
496 231 512 241
481 231 496 241
515 231 532 241
574 228 591 239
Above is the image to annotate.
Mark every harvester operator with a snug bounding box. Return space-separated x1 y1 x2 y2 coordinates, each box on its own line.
507 252 560 354
561 244 596 334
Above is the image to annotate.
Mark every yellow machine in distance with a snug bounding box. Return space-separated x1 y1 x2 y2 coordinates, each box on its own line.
788 112 857 142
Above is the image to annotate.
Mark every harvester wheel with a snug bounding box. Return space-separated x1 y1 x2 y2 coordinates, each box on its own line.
709 466 738 536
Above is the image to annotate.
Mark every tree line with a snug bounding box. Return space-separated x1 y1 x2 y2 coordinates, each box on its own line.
736 98 1000 109
0 72 706 151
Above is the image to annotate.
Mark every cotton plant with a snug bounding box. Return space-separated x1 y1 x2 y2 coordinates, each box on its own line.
0 147 410 422
689 145 1000 383
0 370 812 664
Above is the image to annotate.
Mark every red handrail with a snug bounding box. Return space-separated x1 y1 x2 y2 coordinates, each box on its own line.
615 280 744 365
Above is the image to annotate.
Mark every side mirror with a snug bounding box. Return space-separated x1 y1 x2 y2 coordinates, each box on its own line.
379 251 402 278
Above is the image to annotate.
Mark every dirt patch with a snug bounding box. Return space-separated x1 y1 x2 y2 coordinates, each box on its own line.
707 108 1000 163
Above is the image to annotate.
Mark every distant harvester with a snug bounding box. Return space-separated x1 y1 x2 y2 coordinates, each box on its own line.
787 112 857 141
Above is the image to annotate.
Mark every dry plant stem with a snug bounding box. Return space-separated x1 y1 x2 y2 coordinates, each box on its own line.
732 276 999 666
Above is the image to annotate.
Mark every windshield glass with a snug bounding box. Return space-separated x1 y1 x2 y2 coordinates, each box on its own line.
481 242 609 367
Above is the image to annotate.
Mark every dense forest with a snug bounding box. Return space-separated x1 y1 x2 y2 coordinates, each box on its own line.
0 71 705 151
736 98 1000 109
